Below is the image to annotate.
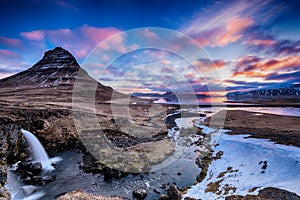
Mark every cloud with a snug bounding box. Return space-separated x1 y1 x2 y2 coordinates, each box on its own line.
0 49 21 59
0 36 23 48
245 39 276 46
20 30 45 40
141 28 159 40
19 25 122 59
55 0 78 11
245 33 300 56
232 55 300 78
0 49 29 78
213 16 254 47
214 59 227 68
180 0 278 47
265 71 300 82
232 70 266 78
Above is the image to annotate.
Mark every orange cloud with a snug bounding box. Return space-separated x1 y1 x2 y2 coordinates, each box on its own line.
213 16 254 47
233 55 300 78
232 70 266 78
194 37 210 47
214 60 227 68
245 39 276 46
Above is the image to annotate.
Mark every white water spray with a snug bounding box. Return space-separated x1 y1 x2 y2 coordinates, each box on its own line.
21 129 61 171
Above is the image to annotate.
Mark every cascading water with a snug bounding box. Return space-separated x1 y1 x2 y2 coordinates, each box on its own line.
6 171 45 200
6 129 62 200
21 129 60 171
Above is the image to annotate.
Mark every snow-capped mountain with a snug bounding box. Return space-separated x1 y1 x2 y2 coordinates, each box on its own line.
226 86 300 98
0 47 123 102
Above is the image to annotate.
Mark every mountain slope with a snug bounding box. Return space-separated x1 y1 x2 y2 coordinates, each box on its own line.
0 47 123 103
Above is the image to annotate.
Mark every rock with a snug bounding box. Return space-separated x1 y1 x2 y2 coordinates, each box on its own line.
167 186 181 200
41 175 56 183
18 161 31 170
30 162 42 174
153 188 160 194
226 187 300 200
199 113 206 117
21 185 37 196
0 187 10 199
160 184 167 189
0 123 25 198
158 194 168 200
56 190 122 200
31 176 42 185
132 189 147 199
195 157 203 167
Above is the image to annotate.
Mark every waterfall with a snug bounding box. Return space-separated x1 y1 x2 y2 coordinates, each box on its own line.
21 129 61 171
6 129 62 200
7 170 45 200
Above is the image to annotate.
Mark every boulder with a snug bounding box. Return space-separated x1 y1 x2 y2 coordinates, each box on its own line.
132 189 147 199
167 186 181 200
30 162 42 175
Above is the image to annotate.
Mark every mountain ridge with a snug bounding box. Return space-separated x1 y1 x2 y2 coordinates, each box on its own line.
226 85 300 98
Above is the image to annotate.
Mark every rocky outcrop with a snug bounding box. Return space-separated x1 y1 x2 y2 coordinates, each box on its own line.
56 190 122 200
226 187 300 200
159 186 182 200
0 106 78 153
0 123 24 199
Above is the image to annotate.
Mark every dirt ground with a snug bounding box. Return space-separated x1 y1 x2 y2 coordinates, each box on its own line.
204 109 300 147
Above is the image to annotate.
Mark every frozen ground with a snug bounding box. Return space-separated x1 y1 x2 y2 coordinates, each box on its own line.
184 130 300 199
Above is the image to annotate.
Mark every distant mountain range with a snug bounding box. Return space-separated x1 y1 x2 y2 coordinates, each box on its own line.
226 85 300 98
0 47 123 102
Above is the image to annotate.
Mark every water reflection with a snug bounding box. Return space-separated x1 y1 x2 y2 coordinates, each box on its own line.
153 96 227 105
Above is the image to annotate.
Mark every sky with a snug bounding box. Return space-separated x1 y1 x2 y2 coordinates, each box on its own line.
0 0 299 95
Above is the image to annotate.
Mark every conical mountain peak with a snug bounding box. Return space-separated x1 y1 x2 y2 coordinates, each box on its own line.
32 47 78 69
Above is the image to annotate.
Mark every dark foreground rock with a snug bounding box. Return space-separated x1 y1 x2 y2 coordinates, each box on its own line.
132 189 147 199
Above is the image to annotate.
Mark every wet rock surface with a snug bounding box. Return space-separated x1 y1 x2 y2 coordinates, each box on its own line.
11 160 56 186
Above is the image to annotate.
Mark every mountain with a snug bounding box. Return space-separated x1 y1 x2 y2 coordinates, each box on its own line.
0 47 123 103
226 86 300 98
